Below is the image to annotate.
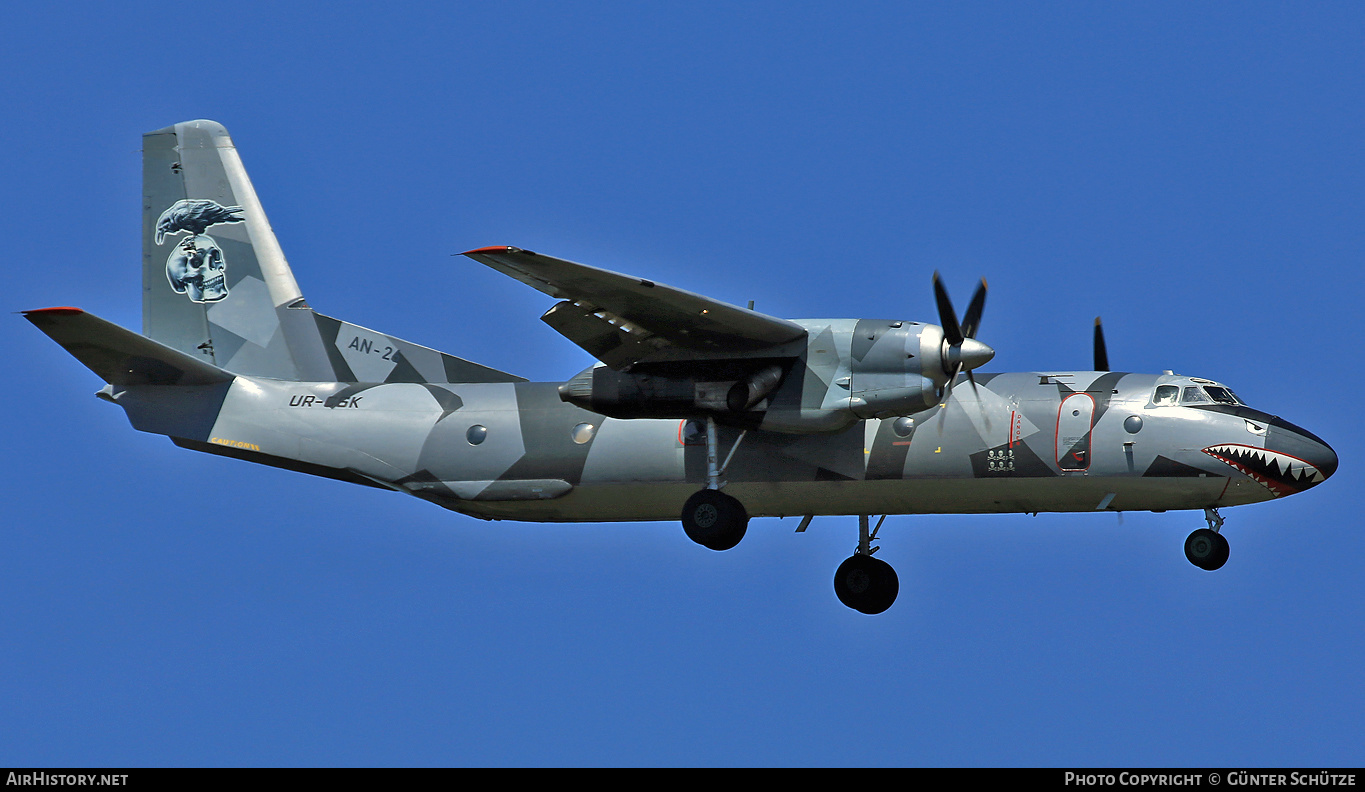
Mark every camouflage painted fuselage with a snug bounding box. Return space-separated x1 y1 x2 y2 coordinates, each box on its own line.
123 367 1332 523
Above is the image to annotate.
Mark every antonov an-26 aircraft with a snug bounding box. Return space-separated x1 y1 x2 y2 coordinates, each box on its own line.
27 120 1338 614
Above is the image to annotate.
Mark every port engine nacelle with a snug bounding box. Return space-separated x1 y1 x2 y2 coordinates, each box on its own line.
557 317 990 434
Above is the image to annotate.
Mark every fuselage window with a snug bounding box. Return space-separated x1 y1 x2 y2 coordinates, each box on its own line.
571 423 596 444
1181 386 1210 404
1153 385 1180 406
1204 386 1238 405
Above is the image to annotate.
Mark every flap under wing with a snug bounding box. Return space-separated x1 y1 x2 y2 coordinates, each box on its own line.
463 247 806 368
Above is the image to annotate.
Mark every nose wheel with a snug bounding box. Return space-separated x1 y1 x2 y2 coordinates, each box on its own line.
1185 508 1230 571
833 515 900 614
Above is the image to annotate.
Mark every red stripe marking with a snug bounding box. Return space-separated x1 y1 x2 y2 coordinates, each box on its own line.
22 307 84 315
462 246 517 256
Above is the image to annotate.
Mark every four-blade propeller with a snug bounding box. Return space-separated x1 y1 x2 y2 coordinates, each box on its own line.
928 276 1111 426
930 278 1113 385
932 272 995 396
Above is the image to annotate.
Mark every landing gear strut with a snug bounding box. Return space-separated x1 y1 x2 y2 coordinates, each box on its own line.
681 416 749 551
833 515 899 614
1184 507 1230 571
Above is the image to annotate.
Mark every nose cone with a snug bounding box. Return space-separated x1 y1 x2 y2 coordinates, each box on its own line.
1202 416 1335 498
957 338 996 371
1268 418 1338 485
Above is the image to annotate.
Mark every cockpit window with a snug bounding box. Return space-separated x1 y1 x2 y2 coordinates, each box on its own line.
1181 386 1210 404
1153 385 1180 406
1203 386 1238 405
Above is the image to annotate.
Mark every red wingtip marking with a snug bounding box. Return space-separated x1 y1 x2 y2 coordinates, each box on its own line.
463 246 517 256
22 307 85 315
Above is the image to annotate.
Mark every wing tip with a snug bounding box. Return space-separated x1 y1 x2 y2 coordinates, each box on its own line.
22 306 85 317
462 246 524 256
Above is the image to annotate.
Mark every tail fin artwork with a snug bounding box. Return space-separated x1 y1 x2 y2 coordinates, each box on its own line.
141 120 522 384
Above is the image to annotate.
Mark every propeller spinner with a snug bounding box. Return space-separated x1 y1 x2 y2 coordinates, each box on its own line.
932 272 995 392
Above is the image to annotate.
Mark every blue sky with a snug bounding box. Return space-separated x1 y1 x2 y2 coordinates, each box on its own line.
3 2 1362 766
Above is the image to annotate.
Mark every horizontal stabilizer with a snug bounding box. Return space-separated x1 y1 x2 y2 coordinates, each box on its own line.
24 307 234 386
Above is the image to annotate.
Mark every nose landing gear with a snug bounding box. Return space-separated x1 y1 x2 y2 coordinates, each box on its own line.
1184 507 1230 571
833 515 900 614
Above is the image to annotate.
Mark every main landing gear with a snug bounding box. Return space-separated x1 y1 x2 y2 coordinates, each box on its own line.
679 417 901 613
1184 507 1230 571
682 489 748 551
680 417 749 551
833 515 899 614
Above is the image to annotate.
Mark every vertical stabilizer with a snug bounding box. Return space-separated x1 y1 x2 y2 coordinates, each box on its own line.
142 120 524 384
143 120 330 380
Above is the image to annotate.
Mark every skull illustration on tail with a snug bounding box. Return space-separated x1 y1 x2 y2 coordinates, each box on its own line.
156 199 245 303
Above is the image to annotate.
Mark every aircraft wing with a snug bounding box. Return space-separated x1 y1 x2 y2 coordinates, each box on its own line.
463 247 807 368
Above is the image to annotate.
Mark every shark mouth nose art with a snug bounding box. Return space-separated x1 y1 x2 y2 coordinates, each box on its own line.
1202 444 1326 497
